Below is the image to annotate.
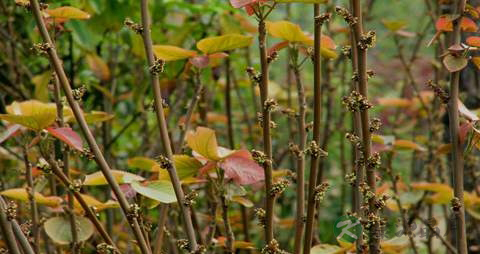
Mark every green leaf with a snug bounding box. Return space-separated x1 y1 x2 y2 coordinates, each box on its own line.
443 54 468 72
131 180 177 204
197 34 253 54
44 216 94 245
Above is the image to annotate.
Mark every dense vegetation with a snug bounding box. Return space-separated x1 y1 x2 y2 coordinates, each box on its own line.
1 0 480 253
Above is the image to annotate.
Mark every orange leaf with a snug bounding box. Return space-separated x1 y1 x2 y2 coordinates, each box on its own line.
466 36 480 47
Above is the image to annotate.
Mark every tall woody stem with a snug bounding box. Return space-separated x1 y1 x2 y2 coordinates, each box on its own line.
291 48 307 254
139 0 198 250
257 4 276 244
303 9 329 254
448 0 467 253
28 0 150 253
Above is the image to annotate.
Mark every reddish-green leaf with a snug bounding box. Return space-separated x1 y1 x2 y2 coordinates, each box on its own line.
46 127 83 151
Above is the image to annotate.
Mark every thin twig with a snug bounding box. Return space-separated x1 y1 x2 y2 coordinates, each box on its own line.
28 1 150 252
139 0 198 250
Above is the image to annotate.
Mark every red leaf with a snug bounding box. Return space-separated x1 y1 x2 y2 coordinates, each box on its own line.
219 149 264 185
46 127 83 151
0 124 22 144
466 36 480 47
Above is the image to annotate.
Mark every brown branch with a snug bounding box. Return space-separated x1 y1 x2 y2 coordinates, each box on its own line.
139 0 198 250
303 7 327 254
291 48 307 254
448 1 468 253
27 0 150 252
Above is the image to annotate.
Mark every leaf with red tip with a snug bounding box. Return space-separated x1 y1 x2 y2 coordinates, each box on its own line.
466 36 480 47
219 149 264 185
46 127 83 151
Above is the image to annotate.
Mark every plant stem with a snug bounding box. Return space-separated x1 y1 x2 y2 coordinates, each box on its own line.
0 196 34 254
220 194 234 253
292 50 307 254
153 204 168 254
53 73 79 253
303 6 325 253
0 197 21 254
225 55 235 149
350 0 380 252
348 7 364 248
139 0 198 250
448 1 467 253
28 1 150 252
386 152 418 254
22 145 39 253
175 70 204 152
258 10 275 244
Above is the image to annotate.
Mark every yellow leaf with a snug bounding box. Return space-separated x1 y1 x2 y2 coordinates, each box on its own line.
394 140 427 152
377 98 412 107
382 20 408 32
83 170 144 186
86 54 110 81
0 188 62 207
197 34 253 54
411 182 453 204
266 20 337 58
46 6 91 20
186 127 221 161
84 111 114 124
73 194 119 213
266 20 311 44
153 45 197 61
1 100 57 130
